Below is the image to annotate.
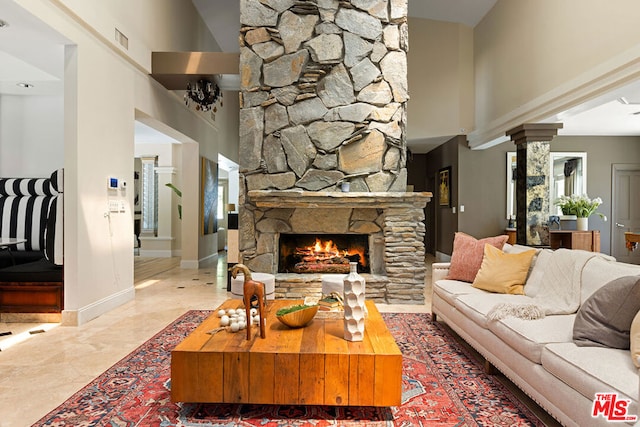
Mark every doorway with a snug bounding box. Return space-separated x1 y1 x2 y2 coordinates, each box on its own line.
611 164 640 264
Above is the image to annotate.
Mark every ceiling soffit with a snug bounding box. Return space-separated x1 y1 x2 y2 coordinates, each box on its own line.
150 51 239 90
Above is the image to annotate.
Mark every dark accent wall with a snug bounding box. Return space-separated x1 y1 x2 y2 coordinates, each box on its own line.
457 139 510 238
409 134 640 257
550 136 640 254
407 136 461 256
458 135 640 255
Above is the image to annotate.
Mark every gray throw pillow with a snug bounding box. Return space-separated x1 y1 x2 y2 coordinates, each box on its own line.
573 275 640 349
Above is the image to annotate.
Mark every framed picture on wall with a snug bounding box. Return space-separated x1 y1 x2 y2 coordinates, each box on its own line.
438 167 451 207
201 156 218 235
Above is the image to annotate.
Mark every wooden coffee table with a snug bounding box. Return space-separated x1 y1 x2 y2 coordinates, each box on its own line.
171 299 402 406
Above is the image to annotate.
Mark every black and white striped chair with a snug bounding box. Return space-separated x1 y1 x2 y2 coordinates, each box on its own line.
0 169 64 313
0 169 63 266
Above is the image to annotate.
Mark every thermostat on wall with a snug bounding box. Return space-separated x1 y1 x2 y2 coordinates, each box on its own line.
108 177 119 189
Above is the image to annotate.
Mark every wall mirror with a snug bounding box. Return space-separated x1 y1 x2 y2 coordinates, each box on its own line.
506 152 587 219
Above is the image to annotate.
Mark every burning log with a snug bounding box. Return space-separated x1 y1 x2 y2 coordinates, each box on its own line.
293 262 351 274
280 236 367 274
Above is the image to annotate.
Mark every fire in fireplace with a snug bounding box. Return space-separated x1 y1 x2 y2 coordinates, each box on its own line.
278 234 370 274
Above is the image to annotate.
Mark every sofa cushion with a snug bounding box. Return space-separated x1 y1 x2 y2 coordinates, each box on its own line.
0 172 62 253
432 279 487 306
454 292 534 329
573 275 640 349
446 232 508 283
44 194 63 265
0 176 57 196
0 258 63 282
631 310 640 368
542 343 638 403
49 169 63 193
0 250 45 269
472 244 536 295
488 315 576 364
0 195 54 251
580 257 640 304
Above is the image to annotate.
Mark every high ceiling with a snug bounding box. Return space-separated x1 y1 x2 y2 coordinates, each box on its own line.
192 0 498 53
1 0 640 152
192 0 640 152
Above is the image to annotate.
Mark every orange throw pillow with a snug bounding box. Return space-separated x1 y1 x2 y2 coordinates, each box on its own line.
446 232 509 283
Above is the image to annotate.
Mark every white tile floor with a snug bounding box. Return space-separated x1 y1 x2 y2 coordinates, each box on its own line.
0 255 432 427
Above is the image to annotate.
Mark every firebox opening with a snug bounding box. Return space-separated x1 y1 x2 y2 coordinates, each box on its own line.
278 234 370 274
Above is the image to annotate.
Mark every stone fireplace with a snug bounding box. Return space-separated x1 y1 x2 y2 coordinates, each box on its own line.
238 0 431 303
243 191 429 303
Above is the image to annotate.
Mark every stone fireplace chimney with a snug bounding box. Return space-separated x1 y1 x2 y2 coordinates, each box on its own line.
237 0 430 304
239 0 409 191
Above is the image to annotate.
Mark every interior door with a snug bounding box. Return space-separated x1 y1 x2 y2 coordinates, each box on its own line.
612 164 640 264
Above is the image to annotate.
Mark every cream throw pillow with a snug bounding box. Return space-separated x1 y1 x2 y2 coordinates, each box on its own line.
632 310 640 368
472 244 537 295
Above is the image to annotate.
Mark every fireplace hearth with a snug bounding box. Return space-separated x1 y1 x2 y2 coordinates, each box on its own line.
279 234 369 274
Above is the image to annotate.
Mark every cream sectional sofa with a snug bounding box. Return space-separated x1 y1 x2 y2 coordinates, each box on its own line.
431 244 640 427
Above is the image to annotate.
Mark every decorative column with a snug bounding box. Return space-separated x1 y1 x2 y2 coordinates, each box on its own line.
155 166 177 241
506 123 563 246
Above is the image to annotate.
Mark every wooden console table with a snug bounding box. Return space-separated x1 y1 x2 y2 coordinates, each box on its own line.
171 299 402 406
549 230 600 252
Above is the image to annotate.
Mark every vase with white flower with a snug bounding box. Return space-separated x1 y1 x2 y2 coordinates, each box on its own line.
554 194 606 231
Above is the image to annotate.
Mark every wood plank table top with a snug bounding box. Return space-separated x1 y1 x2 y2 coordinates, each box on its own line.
171 299 402 407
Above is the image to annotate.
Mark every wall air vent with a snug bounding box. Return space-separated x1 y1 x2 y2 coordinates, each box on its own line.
115 28 128 50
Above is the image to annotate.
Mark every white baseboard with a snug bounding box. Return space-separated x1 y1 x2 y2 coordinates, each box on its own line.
181 252 218 269
61 287 135 326
199 252 218 267
139 249 173 257
180 260 199 269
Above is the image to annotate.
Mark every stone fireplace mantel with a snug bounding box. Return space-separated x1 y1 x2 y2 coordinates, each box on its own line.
248 190 432 209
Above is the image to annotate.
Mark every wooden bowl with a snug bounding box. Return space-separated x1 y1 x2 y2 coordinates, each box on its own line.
276 305 319 328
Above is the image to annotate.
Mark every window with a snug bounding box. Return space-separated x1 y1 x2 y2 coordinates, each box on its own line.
141 156 158 235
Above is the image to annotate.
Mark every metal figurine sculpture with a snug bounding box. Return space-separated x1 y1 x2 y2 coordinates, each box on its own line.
229 264 267 340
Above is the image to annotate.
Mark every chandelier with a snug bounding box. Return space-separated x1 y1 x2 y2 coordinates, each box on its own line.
184 79 221 112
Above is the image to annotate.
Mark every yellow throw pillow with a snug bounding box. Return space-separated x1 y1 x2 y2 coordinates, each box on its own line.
472 244 537 295
631 310 640 368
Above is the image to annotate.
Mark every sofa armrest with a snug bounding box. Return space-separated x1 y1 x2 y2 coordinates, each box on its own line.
432 262 451 283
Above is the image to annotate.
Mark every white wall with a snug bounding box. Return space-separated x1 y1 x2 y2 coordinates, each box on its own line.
13 0 239 325
0 95 64 176
471 0 640 147
407 18 474 144
55 0 220 71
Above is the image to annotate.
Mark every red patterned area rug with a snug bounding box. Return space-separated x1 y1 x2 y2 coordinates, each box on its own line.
32 311 544 426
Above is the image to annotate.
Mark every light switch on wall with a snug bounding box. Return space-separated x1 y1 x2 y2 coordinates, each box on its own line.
460 205 465 213
109 200 119 212
452 207 456 214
